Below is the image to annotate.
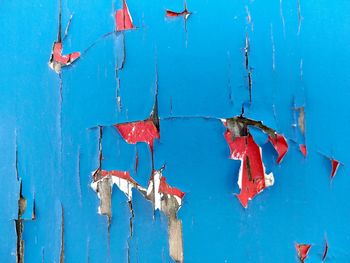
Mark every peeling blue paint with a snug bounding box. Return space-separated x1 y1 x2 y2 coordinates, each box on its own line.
1 0 350 262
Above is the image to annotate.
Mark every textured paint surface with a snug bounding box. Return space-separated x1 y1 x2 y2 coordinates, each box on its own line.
1 0 350 262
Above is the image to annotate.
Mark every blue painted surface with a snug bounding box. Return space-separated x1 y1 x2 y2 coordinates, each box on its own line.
1 0 350 262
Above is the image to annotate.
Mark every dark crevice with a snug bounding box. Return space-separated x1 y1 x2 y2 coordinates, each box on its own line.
246 156 252 181
59 203 64 263
150 62 160 133
15 182 26 263
226 116 277 138
244 33 252 104
128 200 134 237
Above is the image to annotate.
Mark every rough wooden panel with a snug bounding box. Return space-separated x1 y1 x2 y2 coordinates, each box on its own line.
168 218 183 263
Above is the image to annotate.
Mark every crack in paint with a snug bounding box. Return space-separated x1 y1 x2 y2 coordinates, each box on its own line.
60 203 65 263
15 181 26 263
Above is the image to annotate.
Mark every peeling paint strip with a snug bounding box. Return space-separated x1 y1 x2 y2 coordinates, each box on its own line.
166 0 191 20
268 133 288 164
115 0 136 31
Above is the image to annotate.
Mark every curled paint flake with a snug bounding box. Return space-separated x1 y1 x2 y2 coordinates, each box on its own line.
318 152 343 180
114 81 159 153
49 1 80 73
101 170 139 185
295 243 311 262
146 169 185 212
330 159 341 179
90 169 144 220
224 130 274 208
299 144 307 157
115 0 135 31
49 42 80 73
91 169 142 201
322 239 328 261
221 116 289 207
166 1 191 19
159 176 185 202
115 120 160 152
268 133 288 164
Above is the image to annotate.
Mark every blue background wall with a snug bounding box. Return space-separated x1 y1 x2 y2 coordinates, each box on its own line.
1 0 350 262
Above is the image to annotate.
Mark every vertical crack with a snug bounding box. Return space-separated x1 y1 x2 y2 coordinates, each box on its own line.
63 14 73 41
244 33 253 104
297 0 302 34
280 0 286 38
127 200 134 263
270 24 276 71
15 182 26 263
116 68 122 112
59 203 64 263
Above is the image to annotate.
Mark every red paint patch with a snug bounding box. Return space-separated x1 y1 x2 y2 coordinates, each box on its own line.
268 134 288 164
159 176 185 199
299 144 307 157
51 42 80 66
166 9 191 18
166 1 191 18
295 243 311 262
224 130 272 208
100 170 138 185
115 0 135 31
331 159 340 179
115 120 160 152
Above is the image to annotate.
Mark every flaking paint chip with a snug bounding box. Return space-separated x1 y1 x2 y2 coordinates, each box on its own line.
222 116 288 208
115 0 136 31
166 1 191 20
49 42 80 73
295 243 311 262
48 0 80 73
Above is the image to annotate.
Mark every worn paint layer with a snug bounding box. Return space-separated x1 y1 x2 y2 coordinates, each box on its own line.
1 0 350 262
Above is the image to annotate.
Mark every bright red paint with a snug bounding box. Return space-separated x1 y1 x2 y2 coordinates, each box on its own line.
100 170 138 185
295 243 311 262
51 42 80 66
115 0 135 31
268 134 289 164
115 120 160 152
158 176 185 199
299 144 307 157
331 159 340 179
224 130 270 208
